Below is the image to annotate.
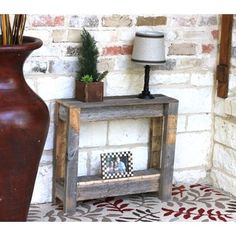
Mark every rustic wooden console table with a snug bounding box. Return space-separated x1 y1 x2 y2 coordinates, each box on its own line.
53 94 178 213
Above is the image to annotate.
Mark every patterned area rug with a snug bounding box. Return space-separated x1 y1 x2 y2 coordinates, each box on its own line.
28 183 236 222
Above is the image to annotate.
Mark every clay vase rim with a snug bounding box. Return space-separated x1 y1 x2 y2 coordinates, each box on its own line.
0 36 42 53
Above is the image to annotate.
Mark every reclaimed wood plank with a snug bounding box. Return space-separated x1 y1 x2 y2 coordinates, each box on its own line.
64 107 80 214
159 102 178 201
149 117 163 169
53 103 68 204
53 102 60 203
80 104 163 122
55 181 64 202
58 104 68 121
216 14 233 98
54 104 68 179
56 94 178 110
76 169 160 201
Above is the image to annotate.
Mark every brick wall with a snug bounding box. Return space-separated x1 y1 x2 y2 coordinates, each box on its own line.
211 15 236 196
24 14 219 203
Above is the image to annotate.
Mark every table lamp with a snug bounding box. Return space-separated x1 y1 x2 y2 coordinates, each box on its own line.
131 31 166 99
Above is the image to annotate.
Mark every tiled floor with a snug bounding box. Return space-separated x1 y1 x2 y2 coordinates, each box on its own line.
28 183 236 222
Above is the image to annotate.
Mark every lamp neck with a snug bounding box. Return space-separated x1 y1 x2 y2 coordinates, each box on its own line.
144 65 150 93
138 65 154 99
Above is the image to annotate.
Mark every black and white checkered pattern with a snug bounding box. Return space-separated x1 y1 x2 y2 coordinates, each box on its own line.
101 151 133 180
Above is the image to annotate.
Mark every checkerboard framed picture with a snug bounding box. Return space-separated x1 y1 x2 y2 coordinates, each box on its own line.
100 151 133 180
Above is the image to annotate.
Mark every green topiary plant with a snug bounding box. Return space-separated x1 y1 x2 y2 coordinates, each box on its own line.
76 28 108 82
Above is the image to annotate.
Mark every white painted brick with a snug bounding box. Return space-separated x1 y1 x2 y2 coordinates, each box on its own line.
213 143 236 176
177 115 186 132
24 59 48 74
181 31 212 41
67 29 81 42
211 169 236 196
44 101 51 115
108 118 150 145
224 98 232 115
232 32 236 45
98 58 115 72
131 146 148 170
25 78 37 93
52 29 68 42
229 74 236 91
187 114 212 131
90 30 118 43
150 72 190 85
117 28 136 42
69 15 99 28
225 97 236 117
214 117 236 149
45 100 56 121
24 29 52 43
176 58 203 70
230 98 236 117
105 72 143 96
77 151 88 176
44 123 54 150
230 58 236 68
32 44 62 57
40 150 53 163
88 150 103 175
31 164 52 203
79 121 108 148
78 148 117 176
214 96 226 117
165 30 179 41
49 58 77 74
190 72 214 86
37 76 75 100
113 57 137 71
153 87 213 114
173 168 207 183
200 58 216 70
174 132 211 169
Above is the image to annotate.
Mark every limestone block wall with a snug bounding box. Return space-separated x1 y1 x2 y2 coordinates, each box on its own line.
211 15 236 195
22 14 219 203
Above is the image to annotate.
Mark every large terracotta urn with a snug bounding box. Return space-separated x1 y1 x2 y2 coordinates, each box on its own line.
0 36 49 221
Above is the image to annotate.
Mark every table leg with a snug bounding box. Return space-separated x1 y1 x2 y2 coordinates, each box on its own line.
64 107 80 214
159 102 178 201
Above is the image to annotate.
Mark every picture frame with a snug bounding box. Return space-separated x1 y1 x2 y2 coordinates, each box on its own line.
101 151 133 179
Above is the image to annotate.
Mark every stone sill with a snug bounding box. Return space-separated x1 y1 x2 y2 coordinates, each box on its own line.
225 97 236 116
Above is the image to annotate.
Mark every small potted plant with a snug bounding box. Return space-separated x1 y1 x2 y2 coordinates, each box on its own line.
76 28 108 102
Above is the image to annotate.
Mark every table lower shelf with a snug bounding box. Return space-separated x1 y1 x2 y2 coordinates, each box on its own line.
55 169 160 201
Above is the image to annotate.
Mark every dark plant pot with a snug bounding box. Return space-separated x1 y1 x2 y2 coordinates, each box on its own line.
0 36 49 221
75 81 104 102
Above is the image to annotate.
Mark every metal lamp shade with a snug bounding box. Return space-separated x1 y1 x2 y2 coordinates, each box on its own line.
131 31 165 65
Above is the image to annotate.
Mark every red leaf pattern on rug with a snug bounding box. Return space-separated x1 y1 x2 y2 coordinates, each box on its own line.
162 206 233 221
93 197 133 213
172 185 187 197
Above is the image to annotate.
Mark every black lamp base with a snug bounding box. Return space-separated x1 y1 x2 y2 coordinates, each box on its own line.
138 65 155 99
138 91 154 99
